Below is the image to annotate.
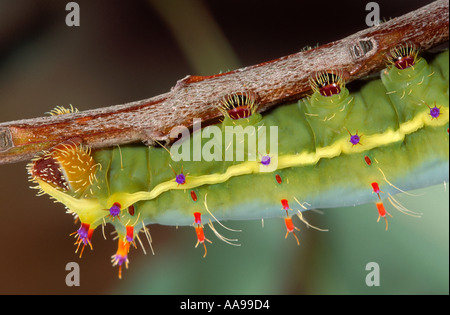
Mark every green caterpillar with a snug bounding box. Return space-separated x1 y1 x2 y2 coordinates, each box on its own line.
28 47 449 278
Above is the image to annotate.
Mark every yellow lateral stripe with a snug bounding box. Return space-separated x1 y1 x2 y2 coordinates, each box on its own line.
39 109 448 212
37 180 105 222
118 109 448 206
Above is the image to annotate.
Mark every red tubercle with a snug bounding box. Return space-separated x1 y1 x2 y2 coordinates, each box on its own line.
284 216 295 233
310 71 344 97
116 238 130 257
112 239 131 279
194 225 211 258
371 182 380 193
193 212 202 225
128 205 135 216
125 225 134 244
371 182 383 199
192 212 211 257
275 174 282 184
219 92 258 121
394 55 416 70
190 190 198 202
281 199 290 211
364 155 372 166
389 44 419 70
195 226 206 243
87 227 94 242
227 106 251 120
376 202 386 217
319 83 341 97
70 222 94 258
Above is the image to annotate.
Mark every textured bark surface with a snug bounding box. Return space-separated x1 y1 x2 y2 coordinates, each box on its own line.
0 0 448 164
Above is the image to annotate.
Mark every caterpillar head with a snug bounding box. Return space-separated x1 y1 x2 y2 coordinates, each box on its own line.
27 139 109 247
27 138 97 196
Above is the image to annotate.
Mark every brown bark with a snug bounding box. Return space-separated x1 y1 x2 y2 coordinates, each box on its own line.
0 0 448 165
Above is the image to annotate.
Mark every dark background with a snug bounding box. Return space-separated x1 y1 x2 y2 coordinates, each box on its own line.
0 0 447 294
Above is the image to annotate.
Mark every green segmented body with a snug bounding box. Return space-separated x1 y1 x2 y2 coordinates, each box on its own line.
36 51 449 237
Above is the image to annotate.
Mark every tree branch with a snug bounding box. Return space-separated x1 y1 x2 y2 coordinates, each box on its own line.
0 0 448 165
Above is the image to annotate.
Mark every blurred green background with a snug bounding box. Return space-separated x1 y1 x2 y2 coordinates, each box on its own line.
0 0 447 294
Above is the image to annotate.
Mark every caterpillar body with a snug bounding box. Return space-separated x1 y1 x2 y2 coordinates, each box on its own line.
28 48 449 278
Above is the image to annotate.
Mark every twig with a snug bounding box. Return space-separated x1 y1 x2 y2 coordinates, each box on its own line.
0 0 448 165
